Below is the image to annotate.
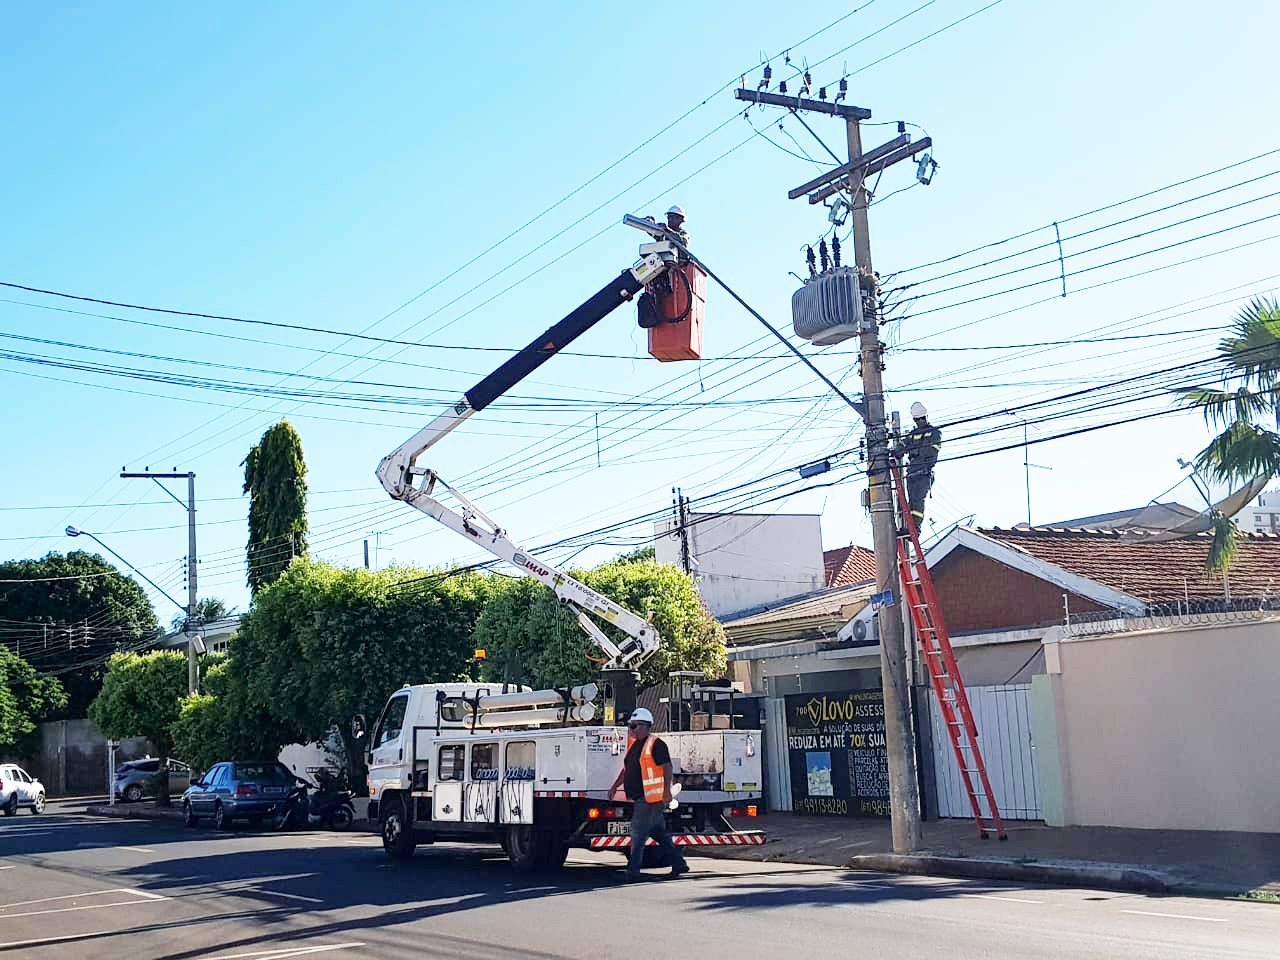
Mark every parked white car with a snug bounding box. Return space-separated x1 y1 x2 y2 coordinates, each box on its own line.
0 764 46 815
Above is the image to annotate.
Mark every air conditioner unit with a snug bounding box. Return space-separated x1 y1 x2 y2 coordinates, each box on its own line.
792 267 864 345
837 605 878 647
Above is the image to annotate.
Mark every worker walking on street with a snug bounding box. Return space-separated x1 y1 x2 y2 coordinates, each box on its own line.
609 707 690 881
900 401 942 535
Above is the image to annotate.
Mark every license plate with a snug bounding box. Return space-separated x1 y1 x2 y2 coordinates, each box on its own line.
263 786 283 795
607 820 630 836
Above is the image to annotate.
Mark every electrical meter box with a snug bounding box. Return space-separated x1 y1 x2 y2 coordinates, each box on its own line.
792 267 863 345
647 261 706 362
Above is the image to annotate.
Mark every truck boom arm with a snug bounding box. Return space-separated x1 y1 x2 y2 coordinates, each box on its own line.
376 227 678 671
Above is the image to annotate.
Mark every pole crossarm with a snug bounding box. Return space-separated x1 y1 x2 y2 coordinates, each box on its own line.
808 138 933 205
734 88 872 120
787 133 910 199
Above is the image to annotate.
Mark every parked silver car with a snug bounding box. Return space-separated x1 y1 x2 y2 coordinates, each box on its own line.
114 756 192 802
0 763 46 815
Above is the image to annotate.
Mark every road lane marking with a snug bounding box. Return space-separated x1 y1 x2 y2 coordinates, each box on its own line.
1 931 113 948
252 890 324 904
122 887 168 900
0 866 14 870
119 846 156 853
0 897 170 919
971 894 1043 903
204 943 366 959
1121 909 1227 922
0 887 154 910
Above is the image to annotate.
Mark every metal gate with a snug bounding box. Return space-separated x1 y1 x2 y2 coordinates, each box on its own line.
929 683 1042 820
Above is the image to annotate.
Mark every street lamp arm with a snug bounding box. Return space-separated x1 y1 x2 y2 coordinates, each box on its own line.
64 526 186 614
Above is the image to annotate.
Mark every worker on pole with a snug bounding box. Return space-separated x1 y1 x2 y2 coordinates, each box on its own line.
900 401 942 535
609 707 689 881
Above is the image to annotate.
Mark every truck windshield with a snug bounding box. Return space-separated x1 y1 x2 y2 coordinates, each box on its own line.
374 694 408 747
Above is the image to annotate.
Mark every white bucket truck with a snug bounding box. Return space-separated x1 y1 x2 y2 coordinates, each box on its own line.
360 218 765 869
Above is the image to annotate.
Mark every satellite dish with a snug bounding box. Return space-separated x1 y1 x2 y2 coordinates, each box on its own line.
1119 475 1273 543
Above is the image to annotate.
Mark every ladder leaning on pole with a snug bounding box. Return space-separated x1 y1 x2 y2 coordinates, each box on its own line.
890 461 1007 840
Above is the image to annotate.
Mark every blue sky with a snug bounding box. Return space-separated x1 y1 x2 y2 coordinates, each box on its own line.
1 0 1276 619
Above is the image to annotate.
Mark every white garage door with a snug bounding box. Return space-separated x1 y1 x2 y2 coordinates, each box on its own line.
930 683 1042 820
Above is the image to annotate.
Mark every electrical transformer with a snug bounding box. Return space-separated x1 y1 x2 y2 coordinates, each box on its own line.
791 266 863 345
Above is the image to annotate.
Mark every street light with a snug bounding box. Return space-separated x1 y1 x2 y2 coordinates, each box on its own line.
64 525 187 616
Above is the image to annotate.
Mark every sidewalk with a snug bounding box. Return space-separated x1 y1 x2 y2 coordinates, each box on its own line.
708 814 1280 899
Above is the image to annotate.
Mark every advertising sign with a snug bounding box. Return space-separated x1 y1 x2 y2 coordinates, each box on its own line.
785 690 889 817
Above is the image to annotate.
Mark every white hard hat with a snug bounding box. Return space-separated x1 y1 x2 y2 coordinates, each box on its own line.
910 401 928 419
629 707 654 724
666 205 685 218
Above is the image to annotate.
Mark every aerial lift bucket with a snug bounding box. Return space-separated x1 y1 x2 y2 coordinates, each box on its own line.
644 260 706 362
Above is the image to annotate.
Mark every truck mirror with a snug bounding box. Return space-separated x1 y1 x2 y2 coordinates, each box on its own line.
351 715 367 742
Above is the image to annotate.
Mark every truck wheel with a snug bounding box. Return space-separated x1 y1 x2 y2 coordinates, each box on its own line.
381 794 416 861
506 825 567 872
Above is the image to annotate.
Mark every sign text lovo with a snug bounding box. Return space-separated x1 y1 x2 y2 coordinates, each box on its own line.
799 694 884 727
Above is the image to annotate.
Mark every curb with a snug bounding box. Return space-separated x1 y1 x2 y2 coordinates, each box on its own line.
85 803 184 822
849 853 1175 895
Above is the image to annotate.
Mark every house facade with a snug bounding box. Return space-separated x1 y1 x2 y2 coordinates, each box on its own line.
726 524 1280 829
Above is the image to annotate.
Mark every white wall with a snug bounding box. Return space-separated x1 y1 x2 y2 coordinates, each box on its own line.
655 512 824 619
1041 617 1280 833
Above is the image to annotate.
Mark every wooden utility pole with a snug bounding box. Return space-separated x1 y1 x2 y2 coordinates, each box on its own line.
736 87 932 852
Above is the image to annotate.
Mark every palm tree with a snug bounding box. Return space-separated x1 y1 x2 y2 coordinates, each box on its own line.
170 597 232 632
1177 297 1280 569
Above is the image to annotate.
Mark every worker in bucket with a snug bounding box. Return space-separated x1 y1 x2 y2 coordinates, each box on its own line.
609 707 690 881
665 205 689 249
900 401 942 535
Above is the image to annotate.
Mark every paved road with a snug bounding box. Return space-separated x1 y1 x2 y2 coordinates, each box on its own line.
1 801 1275 959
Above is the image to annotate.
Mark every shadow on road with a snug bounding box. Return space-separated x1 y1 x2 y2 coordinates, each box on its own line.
0 815 1044 960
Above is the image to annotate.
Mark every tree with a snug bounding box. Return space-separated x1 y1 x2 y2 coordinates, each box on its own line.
613 545 656 565
89 650 188 804
170 597 232 633
226 559 498 781
0 646 67 750
472 557 726 690
0 551 160 717
169 654 233 774
1177 297 1280 568
243 420 309 593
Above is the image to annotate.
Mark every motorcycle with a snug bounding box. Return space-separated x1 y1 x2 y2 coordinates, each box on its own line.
270 774 355 831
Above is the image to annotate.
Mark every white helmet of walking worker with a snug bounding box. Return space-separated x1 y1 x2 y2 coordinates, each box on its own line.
666 205 685 219
910 401 928 420
629 707 654 724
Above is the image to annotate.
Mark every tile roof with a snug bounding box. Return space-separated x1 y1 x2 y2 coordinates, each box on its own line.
977 527 1280 603
823 545 877 586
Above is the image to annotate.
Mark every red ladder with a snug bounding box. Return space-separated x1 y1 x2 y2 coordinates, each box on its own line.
891 461 1006 840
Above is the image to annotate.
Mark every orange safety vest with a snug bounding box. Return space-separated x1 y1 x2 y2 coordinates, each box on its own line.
638 735 666 804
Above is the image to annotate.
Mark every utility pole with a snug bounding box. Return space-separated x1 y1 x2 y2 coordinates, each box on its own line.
737 86 932 852
122 469 199 694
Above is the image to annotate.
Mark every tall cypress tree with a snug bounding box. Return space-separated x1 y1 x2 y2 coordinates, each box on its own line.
243 421 309 593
